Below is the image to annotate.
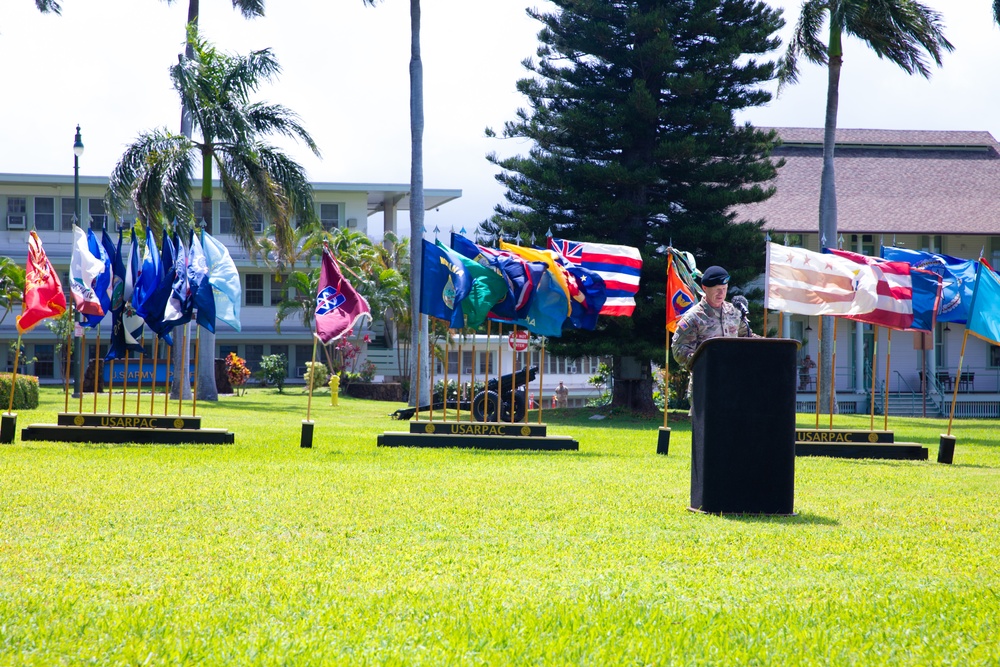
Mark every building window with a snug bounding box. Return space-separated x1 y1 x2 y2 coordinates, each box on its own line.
244 344 263 373
245 274 264 306
479 351 495 374
295 344 314 377
935 322 946 368
192 200 208 228
61 198 77 230
219 202 233 235
34 344 55 379
6 196 26 230
921 235 943 253
320 203 341 230
33 197 55 231
252 210 265 233
219 344 238 360
269 274 288 306
89 198 107 230
115 202 138 229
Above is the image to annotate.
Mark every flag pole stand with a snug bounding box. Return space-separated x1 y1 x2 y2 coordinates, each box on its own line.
940 330 970 464
302 335 319 448
2 334 22 443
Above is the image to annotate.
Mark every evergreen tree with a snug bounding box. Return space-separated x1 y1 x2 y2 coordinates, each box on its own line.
485 0 785 412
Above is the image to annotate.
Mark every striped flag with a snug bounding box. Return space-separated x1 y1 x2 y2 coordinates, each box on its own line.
764 243 879 316
549 237 642 316
826 249 914 330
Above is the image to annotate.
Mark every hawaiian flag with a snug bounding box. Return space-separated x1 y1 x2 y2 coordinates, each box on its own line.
315 245 371 344
548 237 642 316
666 251 697 333
16 231 67 334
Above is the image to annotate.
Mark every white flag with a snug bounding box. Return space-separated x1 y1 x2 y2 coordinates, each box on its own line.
69 225 106 316
765 242 879 316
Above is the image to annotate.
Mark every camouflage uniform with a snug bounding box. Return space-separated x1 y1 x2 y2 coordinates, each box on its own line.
671 299 750 404
671 298 750 370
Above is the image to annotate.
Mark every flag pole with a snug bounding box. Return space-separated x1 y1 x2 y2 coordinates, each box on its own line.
78 329 86 414
150 337 159 415
470 333 476 423
93 324 101 414
178 325 188 417
664 334 670 429
164 342 171 417
136 335 145 415
884 328 892 432
946 331 969 436
63 318 72 414
485 320 492 420
815 318 821 429
869 325 879 431
443 330 450 422
306 334 319 422
6 335 22 415
429 322 436 422
763 308 769 338
192 325 201 417
414 317 422 422
457 333 463 422
510 324 517 424
829 319 838 429
107 358 115 414
121 349 129 414
538 337 545 425
496 322 502 421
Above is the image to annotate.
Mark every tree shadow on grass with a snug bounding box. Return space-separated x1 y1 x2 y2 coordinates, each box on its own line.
713 511 839 526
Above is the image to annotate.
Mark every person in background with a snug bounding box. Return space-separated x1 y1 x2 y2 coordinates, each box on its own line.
799 354 816 390
555 381 569 408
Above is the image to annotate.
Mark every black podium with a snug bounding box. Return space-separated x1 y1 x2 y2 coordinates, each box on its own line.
690 337 797 515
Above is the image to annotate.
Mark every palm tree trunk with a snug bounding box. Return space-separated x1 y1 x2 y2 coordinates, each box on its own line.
818 25 843 414
407 0 429 407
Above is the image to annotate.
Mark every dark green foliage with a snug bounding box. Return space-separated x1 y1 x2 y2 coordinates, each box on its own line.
0 374 40 410
485 0 784 402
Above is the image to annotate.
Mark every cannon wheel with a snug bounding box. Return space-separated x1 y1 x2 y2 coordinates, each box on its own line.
500 390 527 423
472 390 502 422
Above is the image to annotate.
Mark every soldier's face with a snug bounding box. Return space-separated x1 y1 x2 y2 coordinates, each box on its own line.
704 284 727 308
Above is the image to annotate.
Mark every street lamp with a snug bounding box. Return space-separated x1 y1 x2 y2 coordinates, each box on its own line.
71 125 84 397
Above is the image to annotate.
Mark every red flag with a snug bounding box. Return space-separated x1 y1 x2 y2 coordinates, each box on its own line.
827 248 913 330
666 253 696 333
17 231 68 334
314 246 371 344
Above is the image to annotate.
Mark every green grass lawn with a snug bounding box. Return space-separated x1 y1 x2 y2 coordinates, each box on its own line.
1 387 998 665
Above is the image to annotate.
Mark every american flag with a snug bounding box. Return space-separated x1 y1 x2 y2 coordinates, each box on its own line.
548 237 642 316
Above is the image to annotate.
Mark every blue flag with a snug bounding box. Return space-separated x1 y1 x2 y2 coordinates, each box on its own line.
966 261 1000 345
564 264 607 331
202 230 242 332
133 226 160 312
137 230 176 342
188 231 216 333
420 238 471 328
882 246 977 324
163 235 192 331
512 270 568 337
82 229 112 328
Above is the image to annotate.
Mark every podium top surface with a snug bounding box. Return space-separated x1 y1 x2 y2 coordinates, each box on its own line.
690 336 801 367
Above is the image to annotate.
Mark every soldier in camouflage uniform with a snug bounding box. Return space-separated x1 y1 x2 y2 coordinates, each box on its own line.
671 266 752 405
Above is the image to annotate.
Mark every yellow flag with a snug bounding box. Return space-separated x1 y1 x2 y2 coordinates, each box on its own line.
500 241 572 315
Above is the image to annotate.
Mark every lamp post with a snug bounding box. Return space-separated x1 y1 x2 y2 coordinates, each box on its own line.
71 125 84 397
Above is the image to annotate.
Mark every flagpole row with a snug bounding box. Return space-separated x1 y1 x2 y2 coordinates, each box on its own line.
457 334 463 423
192 325 201 417
164 343 170 417
122 349 129 414
485 320 491 421
429 321 436 422
829 319 838 430
108 359 115 414
510 325 517 424
150 337 159 416
7 335 22 415
470 334 477 424
538 338 545 425
443 330 449 422
93 324 101 414
178 326 188 417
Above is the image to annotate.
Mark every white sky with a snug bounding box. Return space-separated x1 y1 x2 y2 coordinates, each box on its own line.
2 1 998 241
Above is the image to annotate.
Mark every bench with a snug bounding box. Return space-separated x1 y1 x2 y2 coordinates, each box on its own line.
958 371 975 392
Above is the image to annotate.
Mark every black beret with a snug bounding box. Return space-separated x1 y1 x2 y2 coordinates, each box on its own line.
700 265 730 287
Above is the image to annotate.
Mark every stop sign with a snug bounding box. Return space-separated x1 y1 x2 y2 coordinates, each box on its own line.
508 330 530 352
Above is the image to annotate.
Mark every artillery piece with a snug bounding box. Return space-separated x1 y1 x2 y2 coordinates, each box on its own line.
390 365 539 423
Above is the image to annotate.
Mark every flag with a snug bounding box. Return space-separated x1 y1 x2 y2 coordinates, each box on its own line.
133 225 160 312
16 231 67 334
202 230 242 332
666 251 697 333
82 229 113 328
315 245 372 344
419 239 471 328
500 241 573 316
188 232 216 333
162 235 192 330
106 229 145 360
908 267 943 334
512 270 569 337
69 225 106 316
448 242 508 328
450 233 532 320
564 264 606 331
967 260 1000 345
764 242 879 316
136 230 176 342
881 246 976 324
548 237 642 315
827 249 914 330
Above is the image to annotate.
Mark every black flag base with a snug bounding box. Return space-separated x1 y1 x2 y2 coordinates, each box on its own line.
1 413 16 444
20 412 233 445
300 420 314 448
656 427 670 456
938 434 956 464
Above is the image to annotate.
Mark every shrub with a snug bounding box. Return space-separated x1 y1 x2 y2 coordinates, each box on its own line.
225 353 251 397
303 362 330 392
257 354 287 393
0 373 40 411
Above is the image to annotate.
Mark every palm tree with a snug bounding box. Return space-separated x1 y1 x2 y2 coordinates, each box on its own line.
108 32 319 401
777 0 952 413
34 0 60 11
0 256 25 328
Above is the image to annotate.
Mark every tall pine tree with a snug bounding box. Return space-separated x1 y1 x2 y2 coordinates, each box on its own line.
485 0 784 412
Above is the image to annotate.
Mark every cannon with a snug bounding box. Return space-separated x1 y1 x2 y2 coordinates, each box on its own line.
390 365 539 422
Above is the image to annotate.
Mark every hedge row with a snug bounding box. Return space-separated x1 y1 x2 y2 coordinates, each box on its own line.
0 374 40 411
